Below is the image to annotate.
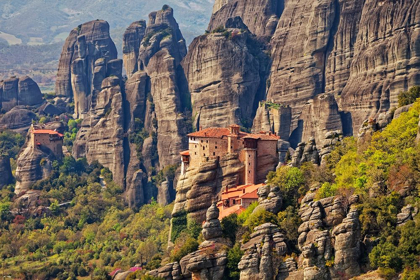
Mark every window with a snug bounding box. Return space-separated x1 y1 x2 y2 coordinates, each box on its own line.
203 147 205 150
249 163 251 166
206 140 209 143
195 145 197 148
215 146 218 149
231 146 233 149
233 200 236 205
249 171 251 174
195 152 197 155
201 140 203 143
204 154 206 157
213 152 215 156
249 155 251 158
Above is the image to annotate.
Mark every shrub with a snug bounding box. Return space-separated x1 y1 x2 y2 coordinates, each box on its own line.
170 236 199 262
225 243 243 280
369 241 402 271
398 86 420 107
244 208 278 230
315 182 339 200
221 213 239 244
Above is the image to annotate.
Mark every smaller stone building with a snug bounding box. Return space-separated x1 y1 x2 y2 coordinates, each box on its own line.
30 126 64 159
216 183 262 220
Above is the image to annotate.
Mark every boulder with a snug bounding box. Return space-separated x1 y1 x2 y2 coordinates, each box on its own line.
0 76 42 112
0 107 37 131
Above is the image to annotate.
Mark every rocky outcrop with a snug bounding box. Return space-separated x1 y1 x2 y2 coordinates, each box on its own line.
0 107 37 131
15 134 56 195
239 223 289 280
172 153 244 223
182 20 268 129
0 156 13 188
252 102 292 141
122 20 146 77
397 205 419 226
208 0 283 38
300 94 343 146
253 185 282 214
331 207 361 278
0 76 43 111
319 130 343 166
290 138 320 167
55 20 119 118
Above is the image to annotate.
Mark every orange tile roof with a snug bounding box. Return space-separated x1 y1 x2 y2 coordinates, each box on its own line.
221 183 264 200
218 204 245 220
32 130 64 137
180 151 190 156
188 127 279 141
240 189 259 199
188 127 231 138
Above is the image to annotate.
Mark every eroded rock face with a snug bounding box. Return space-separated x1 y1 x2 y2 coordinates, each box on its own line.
15 134 55 195
397 205 419 226
339 0 420 132
122 20 146 77
55 20 118 118
290 138 320 167
300 94 343 146
252 102 292 141
172 153 244 223
0 156 13 188
239 223 289 280
0 76 43 111
253 185 282 214
182 21 267 129
208 0 283 38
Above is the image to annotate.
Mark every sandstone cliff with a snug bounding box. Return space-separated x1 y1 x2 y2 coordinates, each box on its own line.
182 18 268 129
208 0 283 38
55 20 119 118
0 76 43 112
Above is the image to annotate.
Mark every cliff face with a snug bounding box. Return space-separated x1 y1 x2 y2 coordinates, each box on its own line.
55 20 119 118
0 76 43 112
208 0 283 38
182 19 268 129
339 0 420 131
122 20 146 78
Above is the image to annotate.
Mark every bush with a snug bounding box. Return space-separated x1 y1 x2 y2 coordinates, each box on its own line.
170 236 199 262
244 208 279 230
369 241 402 271
398 86 420 107
225 243 243 280
221 213 240 244
267 166 305 207
315 182 339 200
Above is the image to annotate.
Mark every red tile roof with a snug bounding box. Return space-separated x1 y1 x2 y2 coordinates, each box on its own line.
32 130 64 137
188 127 279 141
218 204 245 220
180 151 190 156
188 127 231 138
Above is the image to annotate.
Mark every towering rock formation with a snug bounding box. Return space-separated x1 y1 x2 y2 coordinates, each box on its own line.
182 18 268 129
266 0 338 117
339 0 420 131
0 76 43 112
71 6 188 207
125 6 189 169
208 0 283 38
122 20 146 77
55 20 119 118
